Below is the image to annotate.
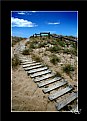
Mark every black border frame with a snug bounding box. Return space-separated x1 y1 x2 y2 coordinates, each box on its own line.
1 1 87 120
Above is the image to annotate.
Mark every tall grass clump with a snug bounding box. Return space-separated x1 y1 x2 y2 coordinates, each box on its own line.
12 54 21 68
63 64 74 74
50 54 60 65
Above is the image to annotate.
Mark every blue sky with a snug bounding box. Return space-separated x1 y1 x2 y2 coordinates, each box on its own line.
11 11 78 38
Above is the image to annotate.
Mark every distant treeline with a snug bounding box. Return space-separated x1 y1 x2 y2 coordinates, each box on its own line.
12 36 27 47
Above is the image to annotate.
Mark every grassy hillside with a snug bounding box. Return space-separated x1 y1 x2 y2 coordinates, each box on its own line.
22 35 77 82
11 36 27 47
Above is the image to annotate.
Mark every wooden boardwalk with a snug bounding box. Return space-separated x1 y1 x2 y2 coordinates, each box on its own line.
48 85 73 100
19 56 78 111
55 92 77 110
37 77 61 87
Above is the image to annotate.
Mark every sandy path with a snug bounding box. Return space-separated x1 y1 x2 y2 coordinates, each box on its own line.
12 64 57 111
12 39 57 111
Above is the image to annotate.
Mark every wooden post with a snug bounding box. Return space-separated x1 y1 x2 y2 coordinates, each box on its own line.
40 33 42 39
60 36 62 41
48 32 50 39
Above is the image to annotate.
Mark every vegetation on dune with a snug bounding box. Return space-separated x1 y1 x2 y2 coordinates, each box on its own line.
63 64 74 74
12 36 27 47
50 54 60 65
38 42 47 48
63 48 77 56
48 45 61 53
31 54 42 62
58 40 66 47
22 49 30 55
54 71 62 77
12 54 21 68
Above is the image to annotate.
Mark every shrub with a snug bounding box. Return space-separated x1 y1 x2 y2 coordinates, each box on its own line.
22 49 30 55
63 48 77 56
38 42 47 48
25 41 30 46
50 40 58 45
12 36 26 47
54 71 62 77
48 46 61 53
38 42 45 48
71 42 77 50
29 40 38 49
44 53 47 56
63 64 74 74
29 43 36 49
63 49 70 54
12 54 21 68
32 54 42 62
58 41 66 47
50 54 60 65
70 49 77 56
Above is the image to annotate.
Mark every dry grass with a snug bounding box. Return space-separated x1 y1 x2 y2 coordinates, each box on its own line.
50 54 60 65
12 54 21 68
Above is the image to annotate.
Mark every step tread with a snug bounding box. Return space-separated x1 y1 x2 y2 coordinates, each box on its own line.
28 67 48 74
21 60 30 62
55 92 77 110
24 64 43 71
22 61 36 65
38 77 61 87
30 70 51 78
43 80 67 93
23 62 41 68
48 85 73 101
34 73 55 82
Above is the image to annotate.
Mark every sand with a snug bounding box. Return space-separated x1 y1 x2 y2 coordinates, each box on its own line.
12 40 57 111
11 39 78 112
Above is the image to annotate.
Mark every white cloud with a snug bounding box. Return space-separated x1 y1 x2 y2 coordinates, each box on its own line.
48 22 60 25
11 17 38 27
18 11 32 15
31 11 36 12
18 12 25 15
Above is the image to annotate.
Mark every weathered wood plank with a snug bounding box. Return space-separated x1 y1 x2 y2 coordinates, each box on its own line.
48 85 73 101
55 92 77 110
21 60 30 62
37 77 61 87
24 64 43 71
19 56 27 58
22 61 36 65
23 62 41 68
19 57 27 59
43 80 67 93
28 67 48 74
34 73 55 82
30 70 51 78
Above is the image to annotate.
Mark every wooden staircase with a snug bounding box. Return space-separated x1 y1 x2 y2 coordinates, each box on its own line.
19 56 78 111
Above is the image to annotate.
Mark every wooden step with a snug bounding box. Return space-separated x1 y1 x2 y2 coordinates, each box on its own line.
30 70 51 78
23 62 41 68
19 56 27 58
48 85 73 101
21 60 30 62
22 61 36 65
37 77 61 87
55 92 77 110
19 57 27 60
28 67 48 74
25 64 43 71
43 80 67 93
34 73 55 82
